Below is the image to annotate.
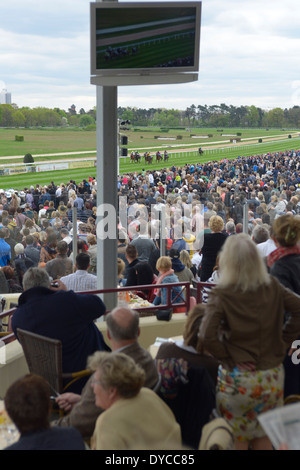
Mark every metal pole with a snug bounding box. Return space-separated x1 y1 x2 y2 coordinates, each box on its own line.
72 207 77 266
243 202 248 234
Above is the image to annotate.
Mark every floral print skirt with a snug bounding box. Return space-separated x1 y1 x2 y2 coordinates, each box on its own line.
216 364 284 442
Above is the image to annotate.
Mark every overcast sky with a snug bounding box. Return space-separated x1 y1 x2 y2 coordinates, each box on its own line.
1 0 300 112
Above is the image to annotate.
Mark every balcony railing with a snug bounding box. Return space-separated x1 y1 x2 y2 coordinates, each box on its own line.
0 281 216 344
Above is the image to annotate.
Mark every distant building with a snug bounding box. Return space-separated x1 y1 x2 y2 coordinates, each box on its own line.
0 89 11 105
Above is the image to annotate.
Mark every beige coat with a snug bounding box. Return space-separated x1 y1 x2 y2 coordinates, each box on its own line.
199 275 300 371
91 388 181 450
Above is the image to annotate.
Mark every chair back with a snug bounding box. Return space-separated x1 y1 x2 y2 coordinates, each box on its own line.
16 328 63 396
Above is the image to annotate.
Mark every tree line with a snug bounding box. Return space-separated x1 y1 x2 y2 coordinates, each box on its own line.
118 104 300 129
0 104 96 128
1 102 300 129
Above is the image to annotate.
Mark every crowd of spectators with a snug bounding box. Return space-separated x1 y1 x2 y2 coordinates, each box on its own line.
3 146 300 450
0 147 299 296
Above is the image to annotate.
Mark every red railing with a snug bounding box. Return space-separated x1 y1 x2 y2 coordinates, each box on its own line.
0 281 216 344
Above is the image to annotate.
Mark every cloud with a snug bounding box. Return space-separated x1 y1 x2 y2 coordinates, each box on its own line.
0 0 299 112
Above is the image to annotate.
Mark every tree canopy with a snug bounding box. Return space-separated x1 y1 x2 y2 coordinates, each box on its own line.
1 102 300 129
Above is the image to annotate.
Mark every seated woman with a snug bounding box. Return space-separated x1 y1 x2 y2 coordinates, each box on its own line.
155 304 219 386
4 374 85 450
153 256 183 308
89 351 182 450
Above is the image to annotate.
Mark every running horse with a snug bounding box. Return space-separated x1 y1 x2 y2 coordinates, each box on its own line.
156 151 163 162
164 151 169 162
144 152 153 164
130 151 141 163
134 151 141 162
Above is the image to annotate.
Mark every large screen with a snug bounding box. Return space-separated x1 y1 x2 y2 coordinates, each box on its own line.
90 1 201 76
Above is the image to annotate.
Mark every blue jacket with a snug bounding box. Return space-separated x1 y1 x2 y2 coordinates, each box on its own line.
0 238 11 267
5 427 85 450
154 273 183 305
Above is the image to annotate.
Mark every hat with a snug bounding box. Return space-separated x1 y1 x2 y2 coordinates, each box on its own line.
199 418 234 450
169 248 180 259
14 243 25 255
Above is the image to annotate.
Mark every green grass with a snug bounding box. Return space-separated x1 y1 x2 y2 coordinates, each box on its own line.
0 127 297 157
0 127 299 190
0 128 97 157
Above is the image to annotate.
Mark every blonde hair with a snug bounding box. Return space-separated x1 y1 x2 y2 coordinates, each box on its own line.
87 351 145 399
217 233 270 292
179 249 193 268
87 234 97 245
272 214 300 247
156 256 172 273
117 258 125 276
208 215 224 233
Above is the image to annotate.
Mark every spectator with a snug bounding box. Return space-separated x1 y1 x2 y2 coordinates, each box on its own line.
268 214 300 397
53 307 159 441
45 240 73 280
60 228 72 256
13 242 34 286
153 256 182 307
3 374 86 450
39 232 57 266
12 267 110 393
24 235 40 266
225 220 236 235
169 248 193 283
86 234 97 274
251 224 270 245
117 258 126 286
129 219 155 263
89 351 182 450
199 215 227 282
60 252 96 292
124 245 139 286
199 233 300 450
0 228 11 267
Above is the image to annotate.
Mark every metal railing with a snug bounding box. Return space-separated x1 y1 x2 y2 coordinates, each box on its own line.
0 280 216 344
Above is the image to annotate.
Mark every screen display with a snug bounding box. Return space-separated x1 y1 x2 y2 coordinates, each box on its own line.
90 2 201 75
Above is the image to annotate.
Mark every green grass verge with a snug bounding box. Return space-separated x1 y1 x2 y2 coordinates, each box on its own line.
1 135 299 191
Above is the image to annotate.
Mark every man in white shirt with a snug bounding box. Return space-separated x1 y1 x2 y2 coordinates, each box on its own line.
60 252 97 292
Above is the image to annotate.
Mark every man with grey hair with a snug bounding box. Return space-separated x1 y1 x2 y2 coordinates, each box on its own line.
251 224 270 245
129 219 156 263
225 220 236 235
12 267 109 394
53 306 159 440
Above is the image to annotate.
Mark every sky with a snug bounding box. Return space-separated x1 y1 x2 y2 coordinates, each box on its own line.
1 0 300 113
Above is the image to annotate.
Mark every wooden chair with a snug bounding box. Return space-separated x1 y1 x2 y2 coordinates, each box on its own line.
16 328 91 397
